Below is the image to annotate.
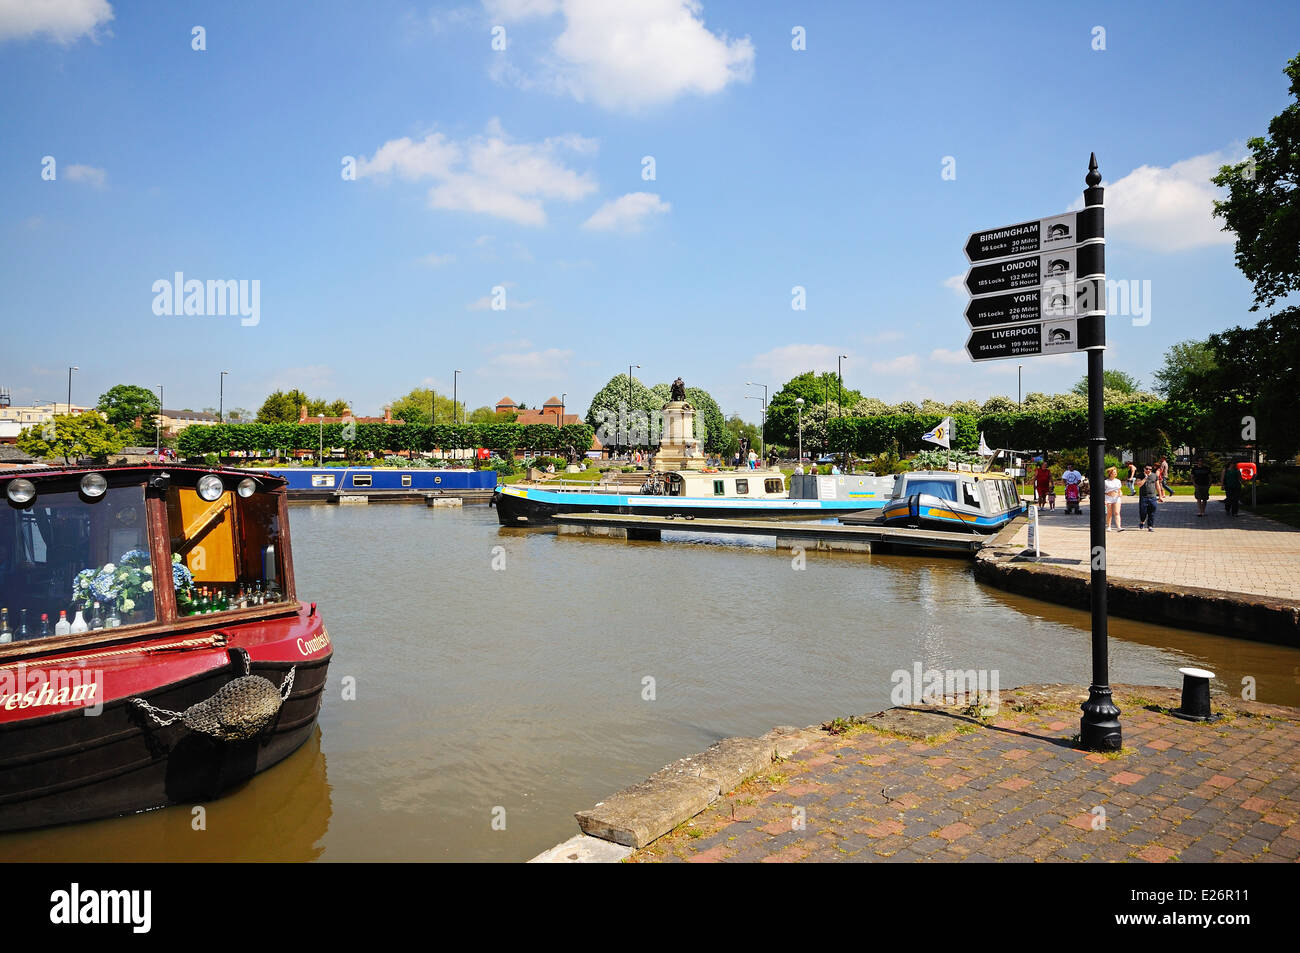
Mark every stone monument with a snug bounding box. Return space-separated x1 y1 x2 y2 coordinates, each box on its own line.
651 377 706 471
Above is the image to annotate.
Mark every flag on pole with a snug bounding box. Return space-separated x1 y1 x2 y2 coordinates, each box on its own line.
978 432 994 456
922 416 952 449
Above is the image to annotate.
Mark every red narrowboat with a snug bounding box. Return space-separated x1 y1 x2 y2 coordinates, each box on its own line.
0 465 331 832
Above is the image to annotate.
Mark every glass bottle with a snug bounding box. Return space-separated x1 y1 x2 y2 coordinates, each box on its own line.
105 605 121 628
0 608 11 643
90 602 103 629
16 609 29 640
39 613 51 638
55 611 71 636
254 581 264 605
70 610 88 634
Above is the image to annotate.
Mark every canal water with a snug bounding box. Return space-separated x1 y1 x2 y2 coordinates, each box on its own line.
3 503 1298 862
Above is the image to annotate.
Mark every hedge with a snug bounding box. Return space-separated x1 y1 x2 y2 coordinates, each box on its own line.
176 422 595 457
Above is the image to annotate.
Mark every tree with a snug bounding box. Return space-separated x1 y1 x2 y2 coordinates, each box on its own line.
1212 53 1300 311
389 388 464 427
257 389 308 423
18 413 127 465
1202 51 1300 457
1071 369 1141 396
97 384 160 431
764 371 863 447
1152 340 1218 402
585 373 659 448
723 414 761 459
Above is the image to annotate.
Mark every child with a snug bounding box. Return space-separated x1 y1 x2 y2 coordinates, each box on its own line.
1047 488 1056 511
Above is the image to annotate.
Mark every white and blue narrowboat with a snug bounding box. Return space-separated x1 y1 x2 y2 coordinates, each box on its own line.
493 469 894 525
879 470 1024 533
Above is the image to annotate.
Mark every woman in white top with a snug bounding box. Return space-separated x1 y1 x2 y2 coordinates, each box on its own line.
1104 466 1124 531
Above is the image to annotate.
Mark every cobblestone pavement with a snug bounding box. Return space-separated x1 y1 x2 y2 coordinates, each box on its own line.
630 684 1300 863
1005 496 1300 602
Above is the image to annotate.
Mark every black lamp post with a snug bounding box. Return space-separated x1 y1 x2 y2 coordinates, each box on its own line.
627 364 639 459
453 369 462 425
219 370 228 423
66 365 77 414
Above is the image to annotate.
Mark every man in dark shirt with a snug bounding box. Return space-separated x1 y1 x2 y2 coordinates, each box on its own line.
1190 457 1212 517
1136 464 1163 531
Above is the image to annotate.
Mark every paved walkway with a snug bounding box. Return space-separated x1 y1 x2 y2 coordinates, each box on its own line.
1008 495 1300 602
630 684 1300 863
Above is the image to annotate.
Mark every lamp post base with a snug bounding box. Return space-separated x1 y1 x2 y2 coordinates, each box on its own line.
1080 685 1123 751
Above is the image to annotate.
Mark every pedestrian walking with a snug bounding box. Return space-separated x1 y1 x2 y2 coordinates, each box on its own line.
1104 466 1124 531
1136 464 1164 530
1062 463 1083 514
1223 461 1243 517
1034 463 1052 507
1125 461 1137 495
1191 456 1212 517
747 449 757 470
1158 455 1172 495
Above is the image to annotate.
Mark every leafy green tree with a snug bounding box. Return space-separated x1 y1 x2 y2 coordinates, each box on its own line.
1071 369 1142 396
764 372 863 447
468 406 509 425
1152 339 1218 402
585 373 659 448
257 389 307 422
1212 53 1300 311
97 384 160 432
724 414 762 459
389 388 464 427
980 395 1019 415
18 413 127 465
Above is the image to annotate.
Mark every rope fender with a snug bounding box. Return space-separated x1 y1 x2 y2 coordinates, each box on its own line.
131 648 296 741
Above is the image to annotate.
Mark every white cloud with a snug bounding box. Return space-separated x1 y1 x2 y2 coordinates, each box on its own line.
483 347 573 379
747 344 846 382
65 164 106 188
943 274 965 295
0 0 113 43
1071 148 1242 252
420 252 456 267
581 192 670 232
870 354 920 375
929 348 967 365
356 120 598 226
488 0 755 111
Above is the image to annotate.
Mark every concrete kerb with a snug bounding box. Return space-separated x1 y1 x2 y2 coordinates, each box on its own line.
566 726 824 852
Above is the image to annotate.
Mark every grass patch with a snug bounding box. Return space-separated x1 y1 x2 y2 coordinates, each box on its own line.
1247 502 1300 529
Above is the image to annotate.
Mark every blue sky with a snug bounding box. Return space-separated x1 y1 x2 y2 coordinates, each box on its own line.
2 0 1297 422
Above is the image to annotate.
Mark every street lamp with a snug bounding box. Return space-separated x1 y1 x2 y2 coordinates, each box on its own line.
558 392 566 428
219 370 229 422
318 415 325 466
837 355 848 467
453 369 462 425
1018 364 1023 410
745 381 768 462
627 364 640 459
66 366 77 415
155 385 163 453
795 397 804 463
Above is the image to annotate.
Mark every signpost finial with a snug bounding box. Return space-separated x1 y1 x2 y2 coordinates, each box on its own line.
1086 153 1101 187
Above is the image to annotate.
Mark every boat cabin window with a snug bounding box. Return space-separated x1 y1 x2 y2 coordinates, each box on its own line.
311 473 335 488
765 478 784 494
713 480 725 496
168 485 286 615
907 479 957 501
962 483 981 508
351 474 372 487
667 474 685 496
735 479 749 495
401 474 412 487
0 483 156 638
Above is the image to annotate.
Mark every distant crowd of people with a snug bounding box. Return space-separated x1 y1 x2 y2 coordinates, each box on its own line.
1031 455 1248 532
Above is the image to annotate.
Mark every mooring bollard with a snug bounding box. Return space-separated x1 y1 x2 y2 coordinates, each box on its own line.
1027 503 1039 559
1173 667 1218 721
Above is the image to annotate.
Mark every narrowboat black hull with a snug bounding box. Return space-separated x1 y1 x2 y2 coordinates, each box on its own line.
0 653 329 833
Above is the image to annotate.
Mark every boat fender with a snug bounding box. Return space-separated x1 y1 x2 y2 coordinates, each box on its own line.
130 649 296 741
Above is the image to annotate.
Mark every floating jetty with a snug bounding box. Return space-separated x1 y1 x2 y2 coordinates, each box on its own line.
552 512 989 554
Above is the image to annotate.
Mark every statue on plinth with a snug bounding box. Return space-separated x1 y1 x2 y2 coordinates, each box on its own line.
653 376 705 470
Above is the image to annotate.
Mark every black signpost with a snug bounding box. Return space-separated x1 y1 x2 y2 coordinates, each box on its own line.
961 155 1120 752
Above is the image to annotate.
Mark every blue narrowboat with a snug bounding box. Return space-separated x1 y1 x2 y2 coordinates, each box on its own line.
879 470 1025 533
279 467 497 495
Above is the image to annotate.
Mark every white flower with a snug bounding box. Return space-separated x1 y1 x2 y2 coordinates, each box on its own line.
121 598 135 612
142 581 153 592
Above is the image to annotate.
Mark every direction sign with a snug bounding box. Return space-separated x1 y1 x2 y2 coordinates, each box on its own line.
964 207 1102 263
964 280 1087 328
965 248 1079 297
966 319 1082 362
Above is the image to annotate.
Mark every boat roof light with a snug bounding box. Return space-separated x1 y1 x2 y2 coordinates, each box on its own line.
5 479 36 505
80 472 108 499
